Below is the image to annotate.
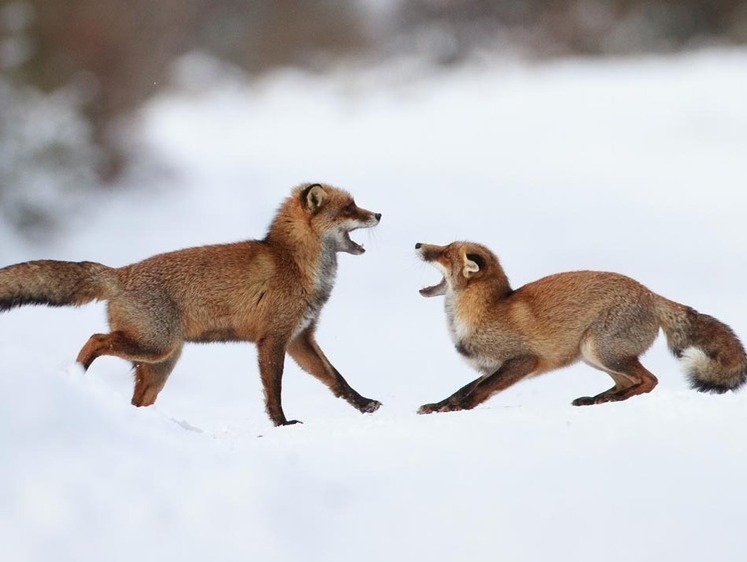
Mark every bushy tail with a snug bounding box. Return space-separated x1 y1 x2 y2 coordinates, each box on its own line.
655 296 747 393
0 260 120 312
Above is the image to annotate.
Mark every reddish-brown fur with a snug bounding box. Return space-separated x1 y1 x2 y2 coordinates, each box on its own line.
0 183 382 425
416 241 747 414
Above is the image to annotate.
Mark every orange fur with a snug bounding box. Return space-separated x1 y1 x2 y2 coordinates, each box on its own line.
416 241 747 414
0 183 382 425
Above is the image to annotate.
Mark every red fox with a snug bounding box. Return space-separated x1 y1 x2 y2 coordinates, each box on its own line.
0 183 382 426
416 241 747 414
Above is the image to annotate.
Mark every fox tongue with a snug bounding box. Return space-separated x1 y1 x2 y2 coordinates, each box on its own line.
420 277 447 297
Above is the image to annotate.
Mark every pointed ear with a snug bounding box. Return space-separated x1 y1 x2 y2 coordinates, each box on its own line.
462 253 483 278
303 184 328 212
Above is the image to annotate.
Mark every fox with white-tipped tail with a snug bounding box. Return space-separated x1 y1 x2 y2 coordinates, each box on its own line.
416 241 747 414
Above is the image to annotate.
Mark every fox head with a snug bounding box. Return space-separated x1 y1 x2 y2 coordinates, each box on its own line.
271 183 381 255
299 183 381 255
416 241 507 297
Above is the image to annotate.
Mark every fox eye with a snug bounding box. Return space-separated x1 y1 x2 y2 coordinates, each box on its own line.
343 202 356 214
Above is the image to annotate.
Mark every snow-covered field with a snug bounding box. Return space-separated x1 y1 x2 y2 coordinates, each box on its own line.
2 49 747 561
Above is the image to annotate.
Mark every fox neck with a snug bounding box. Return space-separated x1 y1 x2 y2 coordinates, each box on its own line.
266 214 339 301
445 293 472 347
444 279 511 345
314 237 339 302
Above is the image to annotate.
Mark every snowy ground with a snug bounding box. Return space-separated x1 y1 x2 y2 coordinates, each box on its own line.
2 49 747 562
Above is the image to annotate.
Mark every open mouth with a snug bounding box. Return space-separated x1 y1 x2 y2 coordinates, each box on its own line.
416 244 448 297
420 276 447 297
343 230 365 255
340 213 380 255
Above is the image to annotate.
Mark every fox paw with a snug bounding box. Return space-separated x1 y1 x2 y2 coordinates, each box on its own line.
361 399 382 413
572 396 598 406
418 402 461 415
350 397 382 413
573 393 619 406
418 403 438 415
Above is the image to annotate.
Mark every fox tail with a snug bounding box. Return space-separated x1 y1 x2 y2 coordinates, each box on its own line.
655 296 747 393
0 260 120 312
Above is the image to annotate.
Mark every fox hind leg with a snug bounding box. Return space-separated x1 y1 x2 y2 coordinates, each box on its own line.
131 345 183 407
576 339 658 406
77 331 179 370
77 329 183 407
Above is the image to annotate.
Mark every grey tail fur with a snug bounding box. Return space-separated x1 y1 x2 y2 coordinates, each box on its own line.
0 260 120 312
655 296 747 393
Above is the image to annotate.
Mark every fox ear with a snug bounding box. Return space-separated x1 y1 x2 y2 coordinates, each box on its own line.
463 253 483 278
304 184 327 212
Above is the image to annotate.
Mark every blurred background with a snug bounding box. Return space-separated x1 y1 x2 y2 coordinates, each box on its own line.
3 5 747 561
1 0 747 242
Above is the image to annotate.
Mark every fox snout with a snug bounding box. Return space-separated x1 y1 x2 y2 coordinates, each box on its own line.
348 206 380 229
416 243 449 297
364 211 382 229
339 209 381 255
415 242 443 263
357 209 381 228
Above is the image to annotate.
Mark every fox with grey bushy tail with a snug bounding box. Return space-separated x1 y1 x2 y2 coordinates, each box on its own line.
0 260 120 312
0 183 383 426
415 241 747 414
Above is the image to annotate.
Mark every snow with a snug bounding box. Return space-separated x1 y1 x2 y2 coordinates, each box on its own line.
2 49 747 562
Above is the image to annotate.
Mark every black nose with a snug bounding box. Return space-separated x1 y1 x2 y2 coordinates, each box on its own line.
374 213 382 221
415 243 423 249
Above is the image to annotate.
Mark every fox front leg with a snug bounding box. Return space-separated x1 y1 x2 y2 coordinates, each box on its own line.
287 327 382 414
257 337 301 426
418 377 483 414
418 356 539 414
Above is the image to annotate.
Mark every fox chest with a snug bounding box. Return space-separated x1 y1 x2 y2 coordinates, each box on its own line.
313 248 338 305
293 250 338 336
445 297 501 374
